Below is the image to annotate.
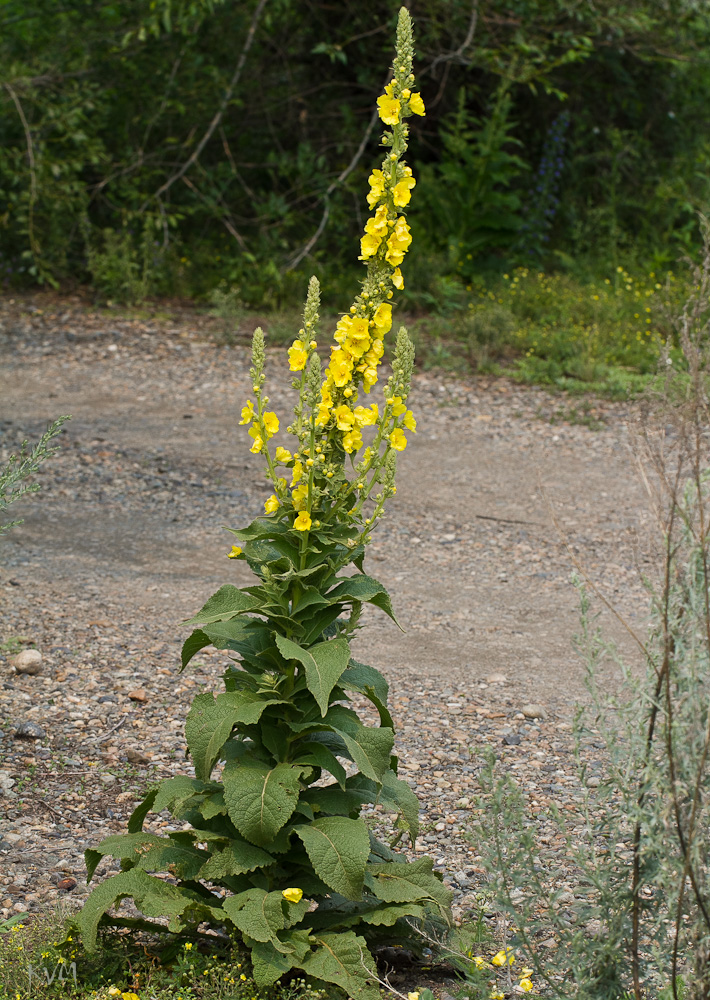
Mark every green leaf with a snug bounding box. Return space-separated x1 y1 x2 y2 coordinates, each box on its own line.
76 870 221 953
228 518 291 542
366 856 452 912
223 759 308 846
153 776 216 816
203 618 252 648
85 832 162 882
294 817 370 900
249 930 312 989
276 634 350 716
380 769 420 843
300 605 344 646
328 707 393 782
295 742 347 788
292 588 331 614
183 584 260 626
137 837 210 880
360 902 425 926
186 692 286 781
327 575 400 627
197 839 275 880
224 888 289 945
181 629 212 670
340 660 388 705
300 931 378 1000
127 786 158 833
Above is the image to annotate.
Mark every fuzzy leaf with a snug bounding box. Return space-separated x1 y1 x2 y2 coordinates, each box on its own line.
76 869 220 953
294 741 347 788
360 902 425 926
380 769 420 843
152 775 217 816
276 634 350 716
85 832 162 882
181 629 212 670
183 584 260 625
203 618 252 648
249 930 312 989
197 839 275 880
223 759 308 846
366 856 452 912
186 692 285 781
340 660 389 705
327 575 400 627
294 817 370 900
328 708 393 782
224 888 289 945
127 786 158 833
300 931 379 1000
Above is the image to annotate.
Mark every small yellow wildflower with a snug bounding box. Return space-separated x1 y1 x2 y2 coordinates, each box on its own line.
121 993 140 1000
264 495 279 514
239 400 254 425
293 511 312 531
367 169 386 209
391 267 404 289
249 433 263 455
377 92 400 125
408 92 425 116
491 948 514 966
292 484 309 510
519 978 534 992
372 301 392 334
392 168 416 207
108 989 121 996
227 545 242 558
334 404 355 431
471 956 486 969
389 428 407 451
520 968 534 977
291 459 304 485
262 411 279 438
288 339 308 371
407 993 420 1000
489 993 505 1000
282 887 304 903
240 974 247 981
275 446 292 463
403 409 416 432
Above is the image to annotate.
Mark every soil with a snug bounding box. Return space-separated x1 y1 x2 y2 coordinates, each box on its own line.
0 294 654 974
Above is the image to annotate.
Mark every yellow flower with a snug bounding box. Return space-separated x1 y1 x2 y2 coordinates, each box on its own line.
489 993 505 1000
389 428 407 451
360 232 382 259
377 93 400 125
249 433 263 454
292 484 309 510
519 978 534 992
264 495 279 514
388 396 407 416
121 994 140 1000
342 428 363 454
408 91 425 116
239 400 254 425
491 948 514 966
291 459 303 485
408 993 420 1000
391 266 404 289
288 339 308 371
385 216 412 266
328 349 353 387
275 446 292 463
471 956 486 969
293 511 312 531
282 887 304 903
403 409 417 432
227 545 242 559
184 943 193 951
334 404 355 431
367 169 386 208
108 989 121 996
240 974 247 981
372 302 392 334
262 412 279 438
353 404 378 428
393 169 416 207
520 968 534 977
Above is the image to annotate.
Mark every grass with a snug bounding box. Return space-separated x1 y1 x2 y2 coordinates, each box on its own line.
0 913 327 1000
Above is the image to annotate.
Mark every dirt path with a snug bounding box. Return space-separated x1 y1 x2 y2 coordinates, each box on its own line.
0 298 652 927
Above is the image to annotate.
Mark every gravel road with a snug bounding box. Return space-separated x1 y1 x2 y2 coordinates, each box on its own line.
0 296 653 940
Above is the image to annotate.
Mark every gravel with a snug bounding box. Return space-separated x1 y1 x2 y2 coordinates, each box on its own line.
0 293 652 927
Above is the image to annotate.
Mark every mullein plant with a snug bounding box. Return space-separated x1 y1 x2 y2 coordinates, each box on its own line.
74 11 451 999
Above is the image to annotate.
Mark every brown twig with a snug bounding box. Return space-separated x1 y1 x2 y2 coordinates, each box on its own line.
4 83 39 260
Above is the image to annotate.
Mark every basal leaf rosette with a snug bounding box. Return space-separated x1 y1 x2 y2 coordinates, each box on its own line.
75 11 451 999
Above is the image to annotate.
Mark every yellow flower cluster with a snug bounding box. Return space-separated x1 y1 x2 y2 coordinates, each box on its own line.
239 399 280 455
468 948 535 996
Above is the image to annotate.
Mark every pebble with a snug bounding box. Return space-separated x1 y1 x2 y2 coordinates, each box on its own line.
12 649 43 675
522 704 547 719
14 721 46 740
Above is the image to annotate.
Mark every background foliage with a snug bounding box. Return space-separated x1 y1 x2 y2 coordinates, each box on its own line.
2 0 710 309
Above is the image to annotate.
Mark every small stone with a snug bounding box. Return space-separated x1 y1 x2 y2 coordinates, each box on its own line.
128 689 148 702
12 649 43 675
521 704 546 719
56 877 77 892
503 734 521 746
455 797 471 809
486 673 507 684
125 749 151 765
100 774 116 785
14 721 46 740
586 776 601 788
